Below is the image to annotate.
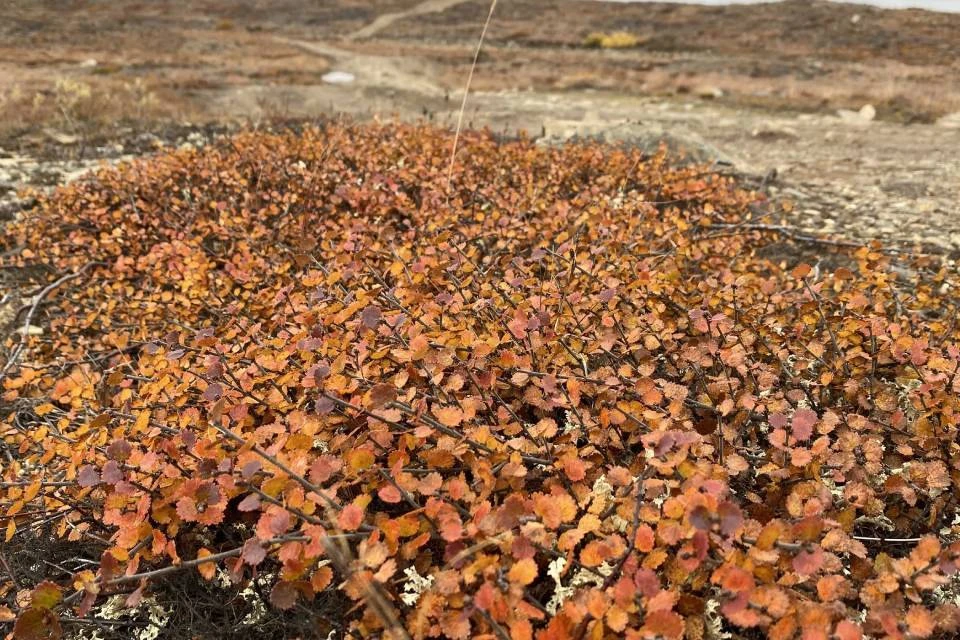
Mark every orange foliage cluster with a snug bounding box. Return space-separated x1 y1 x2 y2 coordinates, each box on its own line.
3 123 960 640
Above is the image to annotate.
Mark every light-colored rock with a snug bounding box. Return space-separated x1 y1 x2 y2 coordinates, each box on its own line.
79 58 98 68
937 112 960 128
836 104 875 124
695 85 724 100
321 71 355 85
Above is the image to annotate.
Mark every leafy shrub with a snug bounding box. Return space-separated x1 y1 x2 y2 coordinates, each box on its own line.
2 122 960 639
583 31 640 49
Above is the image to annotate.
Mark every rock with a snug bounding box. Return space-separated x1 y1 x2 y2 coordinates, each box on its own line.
696 86 724 99
79 58 98 68
322 71 355 85
836 104 875 124
850 14 861 24
937 112 960 128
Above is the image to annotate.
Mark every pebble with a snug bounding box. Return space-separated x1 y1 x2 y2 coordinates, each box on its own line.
322 71 356 85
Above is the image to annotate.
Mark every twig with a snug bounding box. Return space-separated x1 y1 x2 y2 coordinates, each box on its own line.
446 0 498 190
0 261 105 381
105 535 310 585
851 535 925 544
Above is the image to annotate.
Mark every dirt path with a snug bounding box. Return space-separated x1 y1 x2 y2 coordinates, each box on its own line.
348 0 472 40
199 33 960 253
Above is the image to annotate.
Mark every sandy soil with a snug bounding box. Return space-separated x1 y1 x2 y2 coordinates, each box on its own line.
1 0 959 251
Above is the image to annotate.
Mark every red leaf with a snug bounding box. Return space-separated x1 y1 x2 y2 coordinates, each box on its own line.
689 505 712 531
202 382 223 402
792 546 825 575
360 305 381 330
315 395 335 415
237 493 261 512
77 465 100 488
368 383 397 409
241 539 267 566
106 439 132 461
309 455 342 483
634 524 655 553
269 581 299 610
508 310 529 340
378 484 402 504
791 409 817 442
718 501 743 536
101 460 123 485
338 504 364 531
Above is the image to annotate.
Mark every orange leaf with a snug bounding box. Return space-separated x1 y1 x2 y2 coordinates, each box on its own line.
905 606 935 638
562 456 586 482
432 405 464 427
196 548 216 581
507 558 538 586
346 449 375 472
641 610 684 640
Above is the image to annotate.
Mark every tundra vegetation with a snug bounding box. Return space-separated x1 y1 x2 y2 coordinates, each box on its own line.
2 122 960 639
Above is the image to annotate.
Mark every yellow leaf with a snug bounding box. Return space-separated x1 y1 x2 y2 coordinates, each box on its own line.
134 409 150 433
34 403 56 416
23 479 42 502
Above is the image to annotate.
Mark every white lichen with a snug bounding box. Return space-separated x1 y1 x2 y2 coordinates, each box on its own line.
238 572 273 626
704 598 731 640
561 410 577 435
400 566 434 606
76 595 169 640
545 558 613 615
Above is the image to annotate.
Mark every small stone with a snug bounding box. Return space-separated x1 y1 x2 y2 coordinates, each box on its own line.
79 58 98 68
937 112 960 128
695 86 724 100
322 71 355 85
836 105 875 124
850 14 861 24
